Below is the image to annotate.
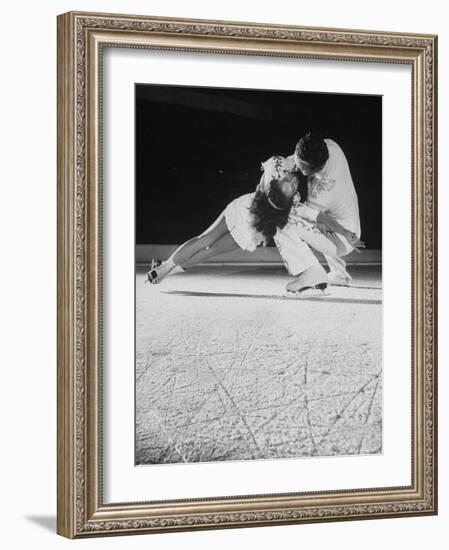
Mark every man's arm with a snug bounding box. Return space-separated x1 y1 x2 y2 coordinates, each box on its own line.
316 211 364 249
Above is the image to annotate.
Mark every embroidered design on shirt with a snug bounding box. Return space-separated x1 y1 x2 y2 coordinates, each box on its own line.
308 174 336 199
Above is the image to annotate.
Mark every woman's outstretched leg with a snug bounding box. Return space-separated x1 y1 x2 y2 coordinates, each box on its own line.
180 232 240 270
146 214 228 283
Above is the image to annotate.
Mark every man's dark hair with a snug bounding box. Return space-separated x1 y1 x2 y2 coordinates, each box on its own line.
249 180 294 241
296 132 329 171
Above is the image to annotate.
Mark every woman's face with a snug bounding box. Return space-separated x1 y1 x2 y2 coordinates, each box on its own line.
277 173 298 201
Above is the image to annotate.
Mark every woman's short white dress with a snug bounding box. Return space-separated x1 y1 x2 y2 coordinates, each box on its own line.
224 192 265 251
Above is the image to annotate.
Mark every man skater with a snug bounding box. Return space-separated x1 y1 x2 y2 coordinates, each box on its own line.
274 132 363 293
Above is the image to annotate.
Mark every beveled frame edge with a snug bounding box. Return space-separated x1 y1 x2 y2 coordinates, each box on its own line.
56 11 438 539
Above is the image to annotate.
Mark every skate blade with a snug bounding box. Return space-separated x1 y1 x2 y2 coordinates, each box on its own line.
287 288 331 298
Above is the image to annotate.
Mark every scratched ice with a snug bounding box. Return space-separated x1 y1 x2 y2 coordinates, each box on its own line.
135 265 382 465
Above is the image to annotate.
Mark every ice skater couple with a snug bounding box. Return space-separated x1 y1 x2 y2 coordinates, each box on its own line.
146 132 364 295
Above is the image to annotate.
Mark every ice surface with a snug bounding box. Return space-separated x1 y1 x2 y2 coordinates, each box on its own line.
135 265 382 465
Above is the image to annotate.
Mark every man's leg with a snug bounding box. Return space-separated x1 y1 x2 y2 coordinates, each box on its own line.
274 225 328 293
323 233 354 284
274 228 319 276
282 215 356 285
324 255 352 284
275 220 347 270
275 217 358 292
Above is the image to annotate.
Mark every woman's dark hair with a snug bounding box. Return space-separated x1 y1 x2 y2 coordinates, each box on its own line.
296 131 329 171
249 180 294 241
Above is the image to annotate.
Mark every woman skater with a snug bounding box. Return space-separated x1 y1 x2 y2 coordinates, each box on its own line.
146 156 299 284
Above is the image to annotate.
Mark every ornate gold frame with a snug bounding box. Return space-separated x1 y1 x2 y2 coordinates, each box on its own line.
57 11 438 538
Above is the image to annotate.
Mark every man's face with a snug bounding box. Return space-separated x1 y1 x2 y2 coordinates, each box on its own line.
295 156 316 176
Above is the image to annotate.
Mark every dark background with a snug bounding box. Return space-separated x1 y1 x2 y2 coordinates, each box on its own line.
136 84 382 248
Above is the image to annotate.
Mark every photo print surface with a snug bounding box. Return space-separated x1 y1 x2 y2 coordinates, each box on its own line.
135 83 382 465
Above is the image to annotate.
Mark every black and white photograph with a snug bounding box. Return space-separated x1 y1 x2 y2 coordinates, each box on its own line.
51 5 439 540
135 83 382 465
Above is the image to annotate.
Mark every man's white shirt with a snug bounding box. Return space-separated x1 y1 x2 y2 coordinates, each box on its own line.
287 138 361 237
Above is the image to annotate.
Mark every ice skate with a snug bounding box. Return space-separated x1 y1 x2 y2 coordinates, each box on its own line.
327 271 352 287
286 264 328 294
145 259 162 284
